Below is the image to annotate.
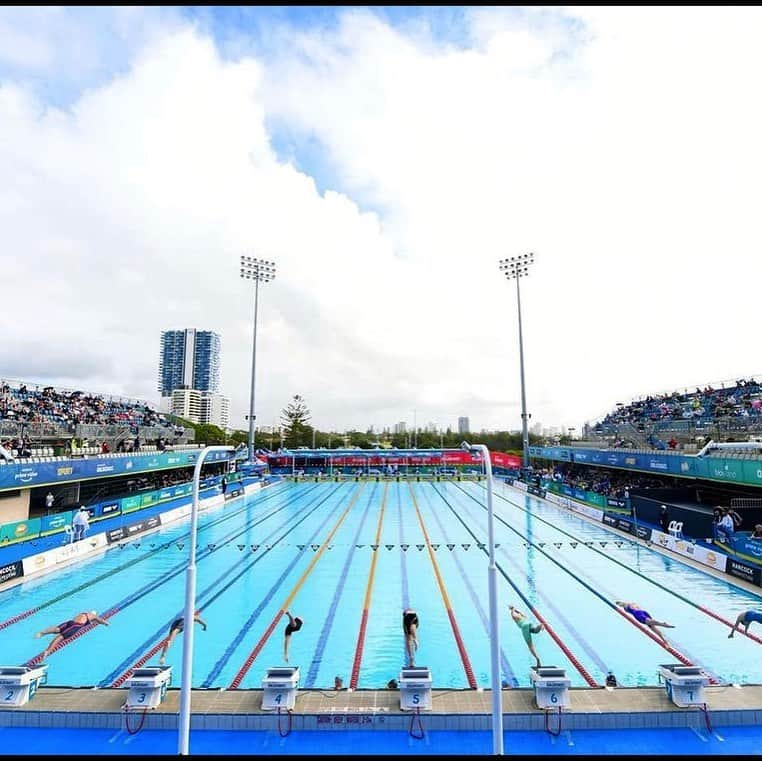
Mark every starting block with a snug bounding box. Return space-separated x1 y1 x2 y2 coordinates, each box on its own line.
124 666 172 709
659 664 707 707
530 666 571 709
0 665 48 708
261 666 300 710
399 667 432 710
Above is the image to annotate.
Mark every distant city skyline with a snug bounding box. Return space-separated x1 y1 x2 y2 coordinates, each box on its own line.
3 7 761 434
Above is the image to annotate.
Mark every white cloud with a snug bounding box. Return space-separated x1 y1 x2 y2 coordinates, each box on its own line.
2 8 762 435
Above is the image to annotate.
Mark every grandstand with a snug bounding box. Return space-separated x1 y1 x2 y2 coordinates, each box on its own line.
589 375 762 449
0 378 194 454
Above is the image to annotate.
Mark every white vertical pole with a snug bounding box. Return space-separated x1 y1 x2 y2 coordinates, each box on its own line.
178 445 234 756
480 444 503 754
247 277 260 465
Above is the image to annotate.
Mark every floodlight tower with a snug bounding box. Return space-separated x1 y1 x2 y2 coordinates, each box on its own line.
240 256 276 464
498 253 534 471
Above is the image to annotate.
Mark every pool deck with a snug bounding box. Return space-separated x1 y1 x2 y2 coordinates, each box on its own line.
1 685 761 732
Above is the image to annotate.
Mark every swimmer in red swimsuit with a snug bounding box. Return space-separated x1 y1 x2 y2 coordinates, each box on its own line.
35 610 109 659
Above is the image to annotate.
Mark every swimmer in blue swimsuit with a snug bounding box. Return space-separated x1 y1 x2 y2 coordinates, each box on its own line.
509 605 544 668
728 609 762 638
159 610 207 664
615 601 675 642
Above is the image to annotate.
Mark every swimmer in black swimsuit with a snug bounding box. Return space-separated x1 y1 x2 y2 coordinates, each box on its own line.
283 610 303 662
403 609 419 666
35 610 109 659
159 610 207 664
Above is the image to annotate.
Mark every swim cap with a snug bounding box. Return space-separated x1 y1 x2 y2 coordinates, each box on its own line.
90 610 97 616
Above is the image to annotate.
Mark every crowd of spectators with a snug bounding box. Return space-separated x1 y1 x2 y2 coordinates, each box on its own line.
0 380 174 431
598 377 762 430
542 464 669 499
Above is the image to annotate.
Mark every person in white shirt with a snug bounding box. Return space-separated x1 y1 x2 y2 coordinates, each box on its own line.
719 510 735 534
72 507 90 542
45 492 55 510
0 441 14 462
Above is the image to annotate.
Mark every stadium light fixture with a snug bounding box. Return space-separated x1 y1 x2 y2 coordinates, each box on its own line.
179 445 234 755
498 253 535 472
240 256 277 464
460 441 502 755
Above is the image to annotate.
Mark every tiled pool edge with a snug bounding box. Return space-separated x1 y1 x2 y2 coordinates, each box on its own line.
1 687 760 732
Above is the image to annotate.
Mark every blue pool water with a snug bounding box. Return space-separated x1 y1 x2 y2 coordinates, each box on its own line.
1 480 761 689
1 726 760 755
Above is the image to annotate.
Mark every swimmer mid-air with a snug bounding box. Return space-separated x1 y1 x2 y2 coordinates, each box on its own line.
615 601 675 642
403 609 419 666
35 611 109 659
728 609 762 638
283 610 303 662
159 610 207 665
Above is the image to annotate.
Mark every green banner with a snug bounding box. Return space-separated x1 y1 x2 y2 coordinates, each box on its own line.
40 511 74 535
122 495 142 513
140 493 157 507
0 517 42 544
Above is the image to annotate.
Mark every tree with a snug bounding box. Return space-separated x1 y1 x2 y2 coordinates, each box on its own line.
280 395 312 448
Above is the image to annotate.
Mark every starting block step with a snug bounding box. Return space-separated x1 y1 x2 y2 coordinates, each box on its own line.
399 666 432 711
261 666 300 710
125 665 172 709
530 666 571 709
0 665 48 708
659 664 707 707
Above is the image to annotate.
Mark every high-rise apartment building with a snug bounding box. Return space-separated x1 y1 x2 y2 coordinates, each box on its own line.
158 329 220 396
458 416 470 435
393 421 407 435
167 389 230 429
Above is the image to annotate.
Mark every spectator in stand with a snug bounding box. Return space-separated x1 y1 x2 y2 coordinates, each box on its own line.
134 435 141 452
659 505 670 533
667 437 678 450
45 491 55 511
101 441 110 454
0 440 14 462
751 525 762 540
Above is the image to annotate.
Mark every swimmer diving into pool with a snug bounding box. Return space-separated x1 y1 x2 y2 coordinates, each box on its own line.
728 609 762 638
159 610 207 665
283 610 303 662
403 609 419 666
509 605 544 668
615 601 675 642
35 610 109 659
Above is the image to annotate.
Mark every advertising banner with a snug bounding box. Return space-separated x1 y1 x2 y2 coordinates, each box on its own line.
106 514 162 545
140 493 156 507
0 449 236 491
733 536 762 563
725 558 762 586
121 496 142 513
40 511 74 535
650 530 729 573
607 498 627 509
0 518 42 544
97 502 121 518
0 560 23 584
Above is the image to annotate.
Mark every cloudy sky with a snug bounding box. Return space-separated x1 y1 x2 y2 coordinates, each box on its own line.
2 6 761 434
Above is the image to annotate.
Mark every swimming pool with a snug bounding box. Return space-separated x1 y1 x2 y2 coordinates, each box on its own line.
1 480 761 689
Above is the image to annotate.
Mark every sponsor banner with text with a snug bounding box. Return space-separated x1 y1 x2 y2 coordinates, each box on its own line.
0 560 23 584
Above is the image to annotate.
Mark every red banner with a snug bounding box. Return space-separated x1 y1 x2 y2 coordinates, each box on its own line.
267 450 521 469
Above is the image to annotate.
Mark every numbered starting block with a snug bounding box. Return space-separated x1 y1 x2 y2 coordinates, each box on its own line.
659 664 707 707
124 666 172 709
0 665 48 708
530 666 571 709
261 666 300 710
399 667 432 711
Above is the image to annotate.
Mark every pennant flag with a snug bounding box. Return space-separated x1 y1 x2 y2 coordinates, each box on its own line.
119 545 127 550
356 544 365 549
539 542 546 548
416 544 424 551
600 542 607 548
236 544 245 551
266 544 272 550
371 544 379 551
554 542 562 549
462 544 470 551
150 543 157 549
252 544 260 551
477 543 485 550
176 542 184 550
401 544 409 551
495 543 501 548
207 544 216 551
615 541 623 547
447 544 455 551
385 544 394 551
132 542 141 549
585 541 593 546
570 542 578 548
432 544 440 551
311 544 319 551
